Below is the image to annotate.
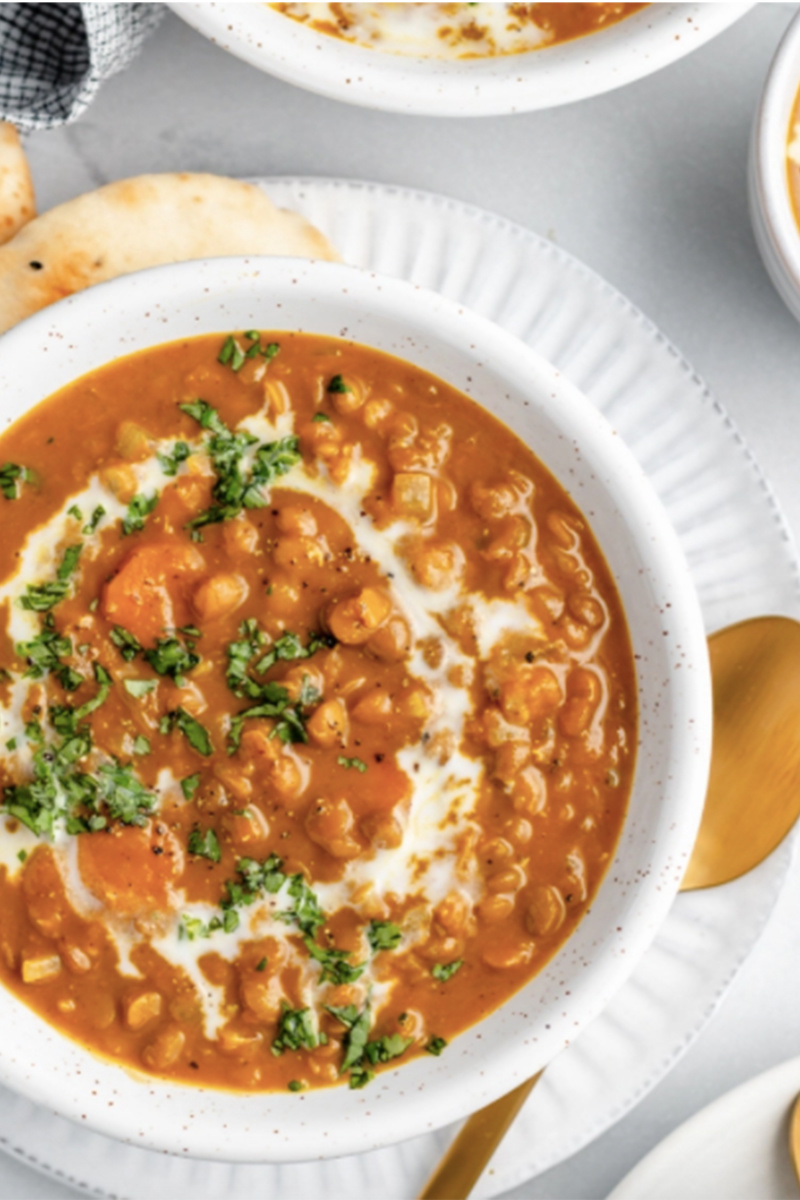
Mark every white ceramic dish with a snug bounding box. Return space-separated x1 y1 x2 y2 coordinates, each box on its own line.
749 9 800 325
170 2 750 116
0 256 711 1163
607 1055 800 1200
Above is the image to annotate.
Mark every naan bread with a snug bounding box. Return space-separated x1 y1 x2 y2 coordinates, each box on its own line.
0 123 35 246
0 173 338 334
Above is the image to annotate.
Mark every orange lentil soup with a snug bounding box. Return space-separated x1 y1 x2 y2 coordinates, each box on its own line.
0 333 636 1092
270 4 647 59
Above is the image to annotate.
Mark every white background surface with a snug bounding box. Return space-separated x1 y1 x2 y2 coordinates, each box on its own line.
5 3 800 1196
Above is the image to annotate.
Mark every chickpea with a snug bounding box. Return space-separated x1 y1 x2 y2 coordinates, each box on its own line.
481 837 514 865
240 973 282 1023
398 685 434 723
505 816 534 846
306 698 349 749
162 678 207 716
524 885 567 937
59 942 92 974
276 506 318 537
487 864 526 894
193 573 248 621
22 847 68 938
100 462 137 503
484 516 529 561
351 689 393 725
482 942 534 970
498 665 561 727
512 766 547 817
470 481 517 520
366 615 412 663
363 398 393 428
263 379 290 417
326 587 392 644
568 591 605 629
493 741 531 785
223 807 271 854
504 553 531 591
434 891 470 936
273 536 326 568
477 894 515 924
282 664 325 704
361 811 404 850
559 668 602 738
330 378 366 414
409 541 464 591
142 1026 186 1071
305 797 362 859
223 517 259 556
116 421 150 462
124 990 163 1031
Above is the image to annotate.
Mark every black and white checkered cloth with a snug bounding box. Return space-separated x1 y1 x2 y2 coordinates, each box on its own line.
0 3 164 132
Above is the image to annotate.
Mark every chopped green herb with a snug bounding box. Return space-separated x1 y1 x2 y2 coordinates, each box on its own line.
218 335 246 372
5 738 17 751
272 1004 322 1056
110 626 142 662
19 541 84 613
180 773 201 800
187 824 221 863
82 505 106 535
144 635 200 683
367 921 403 952
0 462 32 501
256 957 268 972
180 400 300 529
161 707 213 756
327 375 351 394
17 615 72 680
122 492 159 536
432 960 463 982
158 441 191 477
312 412 332 423
425 1036 448 1056
16 849 26 863
337 755 367 773
123 679 156 698
67 504 82 521
287 1079 304 1092
277 873 326 937
132 735 150 756
57 543 83 581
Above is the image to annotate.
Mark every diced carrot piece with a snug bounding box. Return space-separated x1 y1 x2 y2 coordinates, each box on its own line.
102 543 204 646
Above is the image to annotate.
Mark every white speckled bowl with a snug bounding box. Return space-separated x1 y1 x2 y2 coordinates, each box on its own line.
169 2 750 117
749 10 800 325
0 257 711 1161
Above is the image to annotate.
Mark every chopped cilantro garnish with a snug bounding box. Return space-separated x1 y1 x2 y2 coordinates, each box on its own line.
367 921 403 952
5 738 17 751
144 635 200 683
425 1036 448 1056
277 873 326 937
19 543 84 613
82 505 106 535
57 543 83 581
122 492 158 536
327 375 351 394
132 735 150 756
180 773 201 800
187 824 221 863
17 615 72 680
287 1079 304 1092
272 1004 322 1056
16 849 26 863
67 504 82 521
109 626 142 662
432 960 463 982
326 1001 411 1088
160 707 213 756
337 755 367 773
123 679 156 698
256 957 268 972
312 412 332 423
180 399 300 529
0 462 32 500
157 441 191 477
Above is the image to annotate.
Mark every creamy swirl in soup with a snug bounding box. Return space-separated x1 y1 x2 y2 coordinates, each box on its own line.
0 333 636 1091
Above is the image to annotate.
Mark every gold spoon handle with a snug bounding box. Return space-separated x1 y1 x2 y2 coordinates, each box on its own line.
418 1073 543 1199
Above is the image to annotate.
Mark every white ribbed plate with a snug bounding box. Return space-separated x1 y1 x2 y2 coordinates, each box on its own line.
1 179 798 1200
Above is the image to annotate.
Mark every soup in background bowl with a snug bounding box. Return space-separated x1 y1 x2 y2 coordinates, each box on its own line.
0 257 711 1161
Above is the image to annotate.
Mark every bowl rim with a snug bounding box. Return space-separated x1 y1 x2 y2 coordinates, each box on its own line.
168 2 752 116
0 256 712 1160
750 8 800 318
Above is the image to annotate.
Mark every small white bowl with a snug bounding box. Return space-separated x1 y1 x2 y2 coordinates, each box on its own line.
749 10 800 325
0 258 711 1161
170 3 750 117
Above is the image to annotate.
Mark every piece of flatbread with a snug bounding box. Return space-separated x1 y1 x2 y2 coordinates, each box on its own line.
0 173 338 334
0 123 35 246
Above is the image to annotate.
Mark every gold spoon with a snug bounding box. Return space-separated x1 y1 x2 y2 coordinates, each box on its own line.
420 615 800 1200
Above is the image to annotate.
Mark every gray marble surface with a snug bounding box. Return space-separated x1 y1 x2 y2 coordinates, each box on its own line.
4 3 800 1196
